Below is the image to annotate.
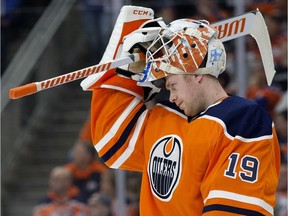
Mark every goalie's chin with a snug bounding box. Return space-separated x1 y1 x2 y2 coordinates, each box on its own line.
181 106 195 117
179 104 189 116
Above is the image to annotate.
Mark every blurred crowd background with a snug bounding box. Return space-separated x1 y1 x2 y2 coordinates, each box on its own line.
1 0 287 215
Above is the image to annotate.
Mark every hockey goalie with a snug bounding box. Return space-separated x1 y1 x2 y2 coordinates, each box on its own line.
81 5 280 216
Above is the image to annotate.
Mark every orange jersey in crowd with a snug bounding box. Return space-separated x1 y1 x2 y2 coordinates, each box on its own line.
65 160 108 202
90 69 280 215
79 118 92 143
33 186 88 216
65 161 108 180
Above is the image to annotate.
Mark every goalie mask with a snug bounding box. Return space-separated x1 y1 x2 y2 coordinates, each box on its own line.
139 19 226 84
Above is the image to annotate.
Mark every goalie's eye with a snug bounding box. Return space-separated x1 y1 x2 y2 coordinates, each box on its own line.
171 83 177 91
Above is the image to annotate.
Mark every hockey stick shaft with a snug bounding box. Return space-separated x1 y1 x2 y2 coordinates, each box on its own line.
9 53 144 99
9 10 274 99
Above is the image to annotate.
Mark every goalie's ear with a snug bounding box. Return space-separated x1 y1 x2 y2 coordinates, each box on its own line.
81 5 155 91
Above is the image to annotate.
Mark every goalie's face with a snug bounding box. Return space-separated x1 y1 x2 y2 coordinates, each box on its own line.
165 74 205 117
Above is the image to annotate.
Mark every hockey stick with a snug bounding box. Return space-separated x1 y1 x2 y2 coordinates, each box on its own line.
212 9 275 85
9 53 144 99
9 10 274 99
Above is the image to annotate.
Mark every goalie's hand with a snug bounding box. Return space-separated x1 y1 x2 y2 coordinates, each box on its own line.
118 18 164 73
116 46 147 76
116 18 165 101
126 48 147 73
116 47 161 102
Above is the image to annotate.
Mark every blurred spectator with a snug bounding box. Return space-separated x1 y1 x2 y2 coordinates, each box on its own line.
100 170 140 216
274 91 287 164
1 0 22 74
193 0 232 22
218 70 235 95
33 166 88 216
99 169 116 199
274 163 287 216
88 193 113 216
272 38 287 92
79 0 112 64
78 117 141 215
1 0 21 22
245 2 287 94
265 14 287 69
274 0 287 21
79 117 92 143
65 141 108 203
246 3 287 78
246 60 282 118
1 0 52 74
125 171 141 216
130 0 176 22
154 0 177 23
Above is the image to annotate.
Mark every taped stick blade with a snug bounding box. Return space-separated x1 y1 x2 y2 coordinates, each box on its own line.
250 10 276 86
213 10 276 86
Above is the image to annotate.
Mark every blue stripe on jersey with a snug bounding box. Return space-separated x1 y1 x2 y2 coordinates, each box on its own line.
157 97 272 138
203 204 265 216
101 105 146 162
203 96 272 138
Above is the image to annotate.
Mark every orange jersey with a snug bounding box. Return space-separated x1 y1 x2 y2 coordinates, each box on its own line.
90 69 280 215
65 161 108 180
33 187 89 216
79 118 92 143
65 161 108 202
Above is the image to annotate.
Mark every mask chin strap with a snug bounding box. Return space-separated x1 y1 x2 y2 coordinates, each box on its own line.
194 67 221 78
158 62 186 75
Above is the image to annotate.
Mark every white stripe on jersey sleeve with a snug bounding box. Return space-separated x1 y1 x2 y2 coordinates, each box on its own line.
95 97 141 151
235 134 273 143
101 84 143 99
110 110 148 169
204 190 273 215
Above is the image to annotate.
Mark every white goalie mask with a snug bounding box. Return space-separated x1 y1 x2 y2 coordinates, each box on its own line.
139 19 226 84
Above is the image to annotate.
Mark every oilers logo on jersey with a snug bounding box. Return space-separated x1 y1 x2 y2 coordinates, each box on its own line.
148 135 183 201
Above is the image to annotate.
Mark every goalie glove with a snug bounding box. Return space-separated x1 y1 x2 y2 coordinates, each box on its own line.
116 51 161 102
118 17 166 73
115 17 165 101
81 5 156 90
